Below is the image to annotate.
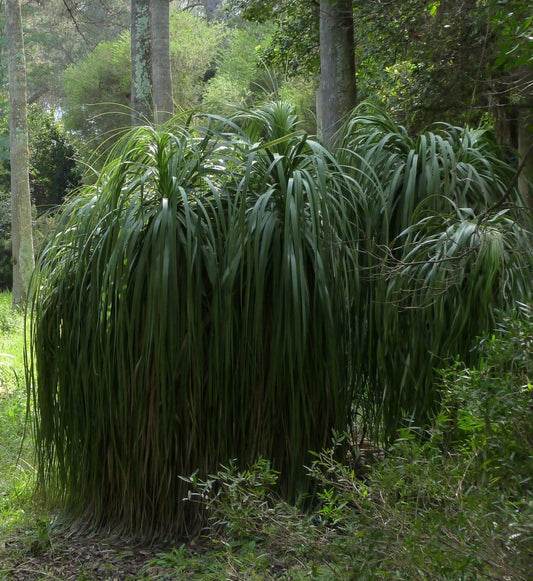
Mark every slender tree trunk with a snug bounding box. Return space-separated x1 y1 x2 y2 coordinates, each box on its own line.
518 109 533 213
131 0 153 125
203 0 223 22
516 66 533 212
318 0 357 148
5 0 35 306
152 0 173 124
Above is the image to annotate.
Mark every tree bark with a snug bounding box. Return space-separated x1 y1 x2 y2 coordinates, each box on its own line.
203 0 223 22
5 0 35 306
516 66 533 212
131 0 153 125
151 0 173 124
318 0 356 149
518 112 533 213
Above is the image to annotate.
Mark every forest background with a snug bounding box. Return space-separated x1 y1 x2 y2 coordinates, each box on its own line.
0 0 531 291
0 1 532 579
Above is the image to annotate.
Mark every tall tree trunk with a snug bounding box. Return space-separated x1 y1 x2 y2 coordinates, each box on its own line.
151 0 173 124
203 0 223 22
516 66 533 212
5 0 35 306
518 111 533 213
318 0 357 148
131 0 153 125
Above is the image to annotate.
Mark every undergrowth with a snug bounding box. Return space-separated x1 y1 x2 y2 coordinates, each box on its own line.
147 303 532 580
0 291 36 540
1 296 531 580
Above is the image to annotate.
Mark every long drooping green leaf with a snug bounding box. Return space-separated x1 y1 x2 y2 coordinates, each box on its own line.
27 102 531 540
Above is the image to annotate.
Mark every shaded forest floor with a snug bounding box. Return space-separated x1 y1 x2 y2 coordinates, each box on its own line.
1 509 338 580
3 531 162 580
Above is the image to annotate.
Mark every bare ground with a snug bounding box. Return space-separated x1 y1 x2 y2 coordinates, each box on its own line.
1 529 189 581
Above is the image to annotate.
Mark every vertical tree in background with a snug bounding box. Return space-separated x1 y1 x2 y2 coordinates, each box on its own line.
203 0 224 22
131 0 153 125
5 0 34 305
318 0 356 147
516 66 533 211
486 0 533 212
152 0 173 124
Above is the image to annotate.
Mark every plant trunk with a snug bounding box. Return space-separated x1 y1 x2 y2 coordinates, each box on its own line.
5 0 35 306
518 110 533 213
516 66 533 212
203 0 223 22
318 0 357 148
152 0 173 124
131 0 153 125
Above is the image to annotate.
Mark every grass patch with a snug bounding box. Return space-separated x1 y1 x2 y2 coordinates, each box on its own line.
0 292 37 541
0 291 25 387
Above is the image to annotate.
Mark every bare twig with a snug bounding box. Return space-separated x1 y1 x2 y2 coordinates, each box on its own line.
61 0 89 45
478 143 533 225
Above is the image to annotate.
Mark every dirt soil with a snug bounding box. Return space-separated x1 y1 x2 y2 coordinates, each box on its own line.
1 529 184 581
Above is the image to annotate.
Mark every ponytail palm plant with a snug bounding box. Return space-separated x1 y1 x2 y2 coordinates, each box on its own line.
337 103 532 440
28 101 531 539
27 104 357 538
219 102 358 493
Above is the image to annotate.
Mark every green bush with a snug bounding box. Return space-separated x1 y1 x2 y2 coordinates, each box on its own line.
179 458 332 580
28 103 356 539
63 11 226 149
62 31 132 146
436 303 533 493
202 24 273 116
307 305 533 580
28 105 82 214
175 305 532 579
0 106 81 290
338 104 532 440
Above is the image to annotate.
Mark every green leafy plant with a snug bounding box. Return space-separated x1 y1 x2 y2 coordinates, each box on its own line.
27 102 531 541
185 458 285 538
0 104 82 290
338 103 532 440
0 292 35 545
182 457 332 580
27 102 356 539
307 305 533 580
27 105 82 215
436 303 533 491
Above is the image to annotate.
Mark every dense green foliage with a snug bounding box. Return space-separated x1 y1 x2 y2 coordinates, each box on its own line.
0 0 530 571
27 103 531 539
338 103 531 439
2 299 530 578
0 293 32 539
62 32 132 145
4 0 531 142
20 0 129 107
28 103 357 537
232 0 532 134
0 105 81 289
357 0 532 133
202 22 273 115
62 10 274 150
181 305 532 580
316 304 533 580
27 106 82 214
